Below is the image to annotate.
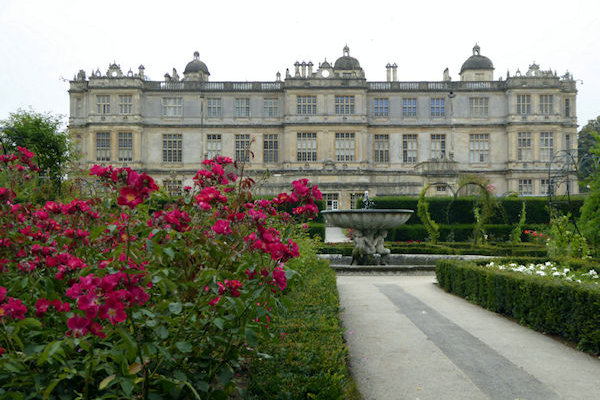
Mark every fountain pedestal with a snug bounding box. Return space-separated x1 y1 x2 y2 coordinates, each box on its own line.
321 209 413 265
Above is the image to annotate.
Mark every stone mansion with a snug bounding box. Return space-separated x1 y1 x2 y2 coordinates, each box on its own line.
68 44 578 209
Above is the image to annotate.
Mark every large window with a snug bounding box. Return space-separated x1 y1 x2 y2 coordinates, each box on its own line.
162 97 183 117
430 134 446 159
517 132 531 161
335 96 355 115
264 99 279 117
235 134 251 162
469 134 489 163
374 98 389 117
206 134 221 159
207 98 222 117
374 134 389 163
539 95 553 115
263 134 279 163
324 193 339 210
516 95 531 115
96 132 111 161
430 98 445 117
162 134 182 163
119 95 132 115
540 179 554 195
235 98 250 117
402 134 418 164
470 97 489 117
540 132 554 161
518 179 533 195
297 132 317 162
297 96 317 115
335 133 355 162
118 132 132 162
402 98 417 117
96 95 110 114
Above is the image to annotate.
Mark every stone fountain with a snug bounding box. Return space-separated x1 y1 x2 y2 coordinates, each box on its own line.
321 192 413 265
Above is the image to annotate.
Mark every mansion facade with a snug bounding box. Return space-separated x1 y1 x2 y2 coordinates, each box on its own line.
68 45 578 209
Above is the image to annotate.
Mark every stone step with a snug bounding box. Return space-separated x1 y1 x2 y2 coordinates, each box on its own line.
331 264 436 275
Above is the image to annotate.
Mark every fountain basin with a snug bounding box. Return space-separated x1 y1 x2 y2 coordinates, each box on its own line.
321 209 414 265
321 209 413 230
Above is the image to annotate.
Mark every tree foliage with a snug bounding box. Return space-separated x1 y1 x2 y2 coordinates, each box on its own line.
1 108 71 192
579 131 600 256
578 116 600 191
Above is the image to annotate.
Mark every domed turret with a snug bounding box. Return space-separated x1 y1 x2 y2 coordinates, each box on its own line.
333 45 365 78
460 44 494 81
183 51 210 81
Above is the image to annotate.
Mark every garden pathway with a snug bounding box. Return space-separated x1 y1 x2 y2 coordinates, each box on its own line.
337 274 600 400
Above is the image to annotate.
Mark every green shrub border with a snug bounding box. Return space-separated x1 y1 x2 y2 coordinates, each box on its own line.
436 259 600 354
246 241 360 399
318 242 547 257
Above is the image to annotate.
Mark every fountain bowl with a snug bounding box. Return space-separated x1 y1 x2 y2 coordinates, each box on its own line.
321 209 414 230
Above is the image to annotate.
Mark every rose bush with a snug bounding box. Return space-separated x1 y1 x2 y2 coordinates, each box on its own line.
0 147 321 399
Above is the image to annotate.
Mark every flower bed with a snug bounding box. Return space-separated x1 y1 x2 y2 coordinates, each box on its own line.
484 261 599 285
0 146 324 398
436 259 600 354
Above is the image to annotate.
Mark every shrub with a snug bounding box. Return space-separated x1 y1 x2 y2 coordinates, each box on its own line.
436 259 600 354
0 148 323 398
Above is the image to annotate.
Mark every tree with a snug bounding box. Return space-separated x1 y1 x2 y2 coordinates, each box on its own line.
579 129 600 256
1 108 71 193
578 116 600 191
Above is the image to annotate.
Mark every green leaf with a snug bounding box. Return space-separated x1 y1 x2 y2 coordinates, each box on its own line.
168 302 182 315
117 326 137 358
173 370 187 382
175 341 192 353
42 376 65 400
195 381 209 392
155 325 169 340
218 364 234 385
213 318 224 330
99 374 116 390
119 377 134 396
37 340 62 365
245 326 258 347
163 247 175 260
16 317 42 329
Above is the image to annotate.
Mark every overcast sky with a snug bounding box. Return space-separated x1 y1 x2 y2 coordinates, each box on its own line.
1 0 599 128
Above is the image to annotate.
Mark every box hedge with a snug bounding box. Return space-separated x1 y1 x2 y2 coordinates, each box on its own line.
247 239 360 399
366 196 584 225
318 242 547 257
436 259 600 354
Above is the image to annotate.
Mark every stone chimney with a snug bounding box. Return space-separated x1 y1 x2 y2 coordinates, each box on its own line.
386 63 391 82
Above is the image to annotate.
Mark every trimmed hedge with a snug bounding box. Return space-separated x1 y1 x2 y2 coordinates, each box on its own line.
389 223 546 244
247 238 360 399
307 222 326 240
367 196 584 225
436 259 600 354
318 242 547 257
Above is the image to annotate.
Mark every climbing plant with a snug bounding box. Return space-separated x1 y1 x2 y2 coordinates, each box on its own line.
417 184 440 244
455 175 497 246
509 202 527 245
